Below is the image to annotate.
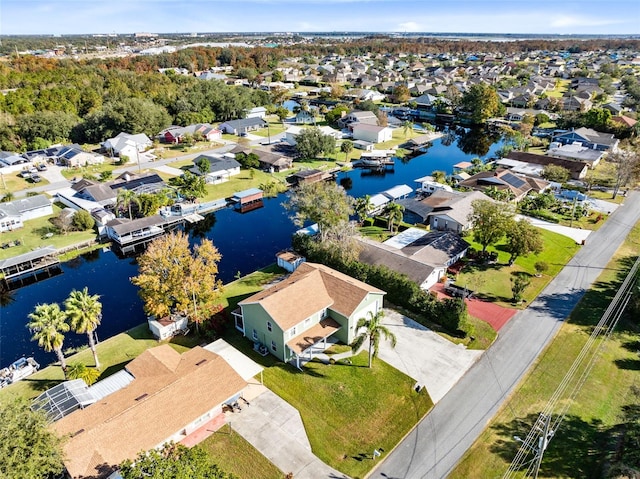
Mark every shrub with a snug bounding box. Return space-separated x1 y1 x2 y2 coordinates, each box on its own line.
72 209 95 231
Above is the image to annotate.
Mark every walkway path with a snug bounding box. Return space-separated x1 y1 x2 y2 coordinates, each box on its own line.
517 214 592 244
228 387 347 479
374 191 640 479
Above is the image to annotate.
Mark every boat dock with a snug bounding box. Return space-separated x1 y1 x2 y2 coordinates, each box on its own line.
229 188 264 213
0 247 61 286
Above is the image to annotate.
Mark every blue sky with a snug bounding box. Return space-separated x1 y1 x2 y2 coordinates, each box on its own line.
2 0 639 35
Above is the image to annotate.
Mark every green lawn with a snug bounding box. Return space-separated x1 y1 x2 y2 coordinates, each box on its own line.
0 171 50 195
450 220 640 479
455 228 580 307
0 204 97 260
222 327 432 479
60 162 118 180
199 424 284 479
264 352 432 479
544 79 570 98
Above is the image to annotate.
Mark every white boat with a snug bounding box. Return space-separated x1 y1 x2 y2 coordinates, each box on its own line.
0 357 40 388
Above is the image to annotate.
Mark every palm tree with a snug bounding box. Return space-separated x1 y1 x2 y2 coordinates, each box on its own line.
340 140 353 162
350 310 396 368
27 303 70 377
385 202 405 233
354 195 372 224
65 287 103 369
402 120 413 138
66 362 101 385
116 189 141 220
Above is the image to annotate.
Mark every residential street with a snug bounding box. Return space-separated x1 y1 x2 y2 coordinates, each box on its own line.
373 191 640 479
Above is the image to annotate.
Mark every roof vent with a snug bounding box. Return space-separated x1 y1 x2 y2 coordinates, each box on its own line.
195 359 207 366
71 429 85 437
134 393 148 401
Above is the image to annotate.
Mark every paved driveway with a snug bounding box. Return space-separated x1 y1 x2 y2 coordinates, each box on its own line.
229 387 347 479
517 214 591 244
378 310 482 404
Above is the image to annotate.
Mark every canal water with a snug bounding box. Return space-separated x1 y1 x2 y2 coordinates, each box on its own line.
0 129 503 367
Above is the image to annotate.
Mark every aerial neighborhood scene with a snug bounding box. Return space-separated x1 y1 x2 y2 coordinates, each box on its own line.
2 0 640 478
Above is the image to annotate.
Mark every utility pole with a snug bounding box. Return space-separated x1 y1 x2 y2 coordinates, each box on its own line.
532 414 553 478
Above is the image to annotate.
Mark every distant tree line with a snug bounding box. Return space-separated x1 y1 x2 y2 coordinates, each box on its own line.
0 56 269 151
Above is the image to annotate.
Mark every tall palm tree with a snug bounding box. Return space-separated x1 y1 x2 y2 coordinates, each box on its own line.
431 170 447 184
116 189 141 220
65 287 103 369
350 310 396 368
385 202 405 233
27 303 70 377
402 120 413 138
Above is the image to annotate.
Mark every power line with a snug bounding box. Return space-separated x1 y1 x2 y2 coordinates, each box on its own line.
504 254 640 478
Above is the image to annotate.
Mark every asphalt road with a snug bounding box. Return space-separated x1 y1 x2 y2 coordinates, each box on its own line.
373 191 640 479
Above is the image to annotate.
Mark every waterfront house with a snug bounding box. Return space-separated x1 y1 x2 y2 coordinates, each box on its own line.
399 190 493 232
358 228 470 290
51 345 247 479
236 262 385 368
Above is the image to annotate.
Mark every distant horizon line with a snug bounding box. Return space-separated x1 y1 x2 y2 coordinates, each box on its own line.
1 31 639 38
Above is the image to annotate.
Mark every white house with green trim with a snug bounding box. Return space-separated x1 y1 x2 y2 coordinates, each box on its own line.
235 262 385 368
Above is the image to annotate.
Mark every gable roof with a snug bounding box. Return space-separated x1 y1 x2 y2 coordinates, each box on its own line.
219 117 267 130
553 127 618 147
239 262 384 331
53 346 247 479
0 194 50 219
459 169 548 200
190 155 241 175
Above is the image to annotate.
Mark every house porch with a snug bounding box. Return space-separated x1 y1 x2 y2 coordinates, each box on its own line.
286 318 341 369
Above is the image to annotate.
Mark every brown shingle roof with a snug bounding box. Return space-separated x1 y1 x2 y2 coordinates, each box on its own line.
53 346 247 479
239 262 384 331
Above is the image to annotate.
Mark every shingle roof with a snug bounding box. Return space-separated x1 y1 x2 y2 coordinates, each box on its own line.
239 262 384 331
53 346 247 479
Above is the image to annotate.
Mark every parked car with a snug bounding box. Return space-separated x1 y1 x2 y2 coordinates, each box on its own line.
36 164 47 171
19 170 31 179
30 174 41 183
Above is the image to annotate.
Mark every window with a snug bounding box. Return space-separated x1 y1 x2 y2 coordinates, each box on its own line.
252 329 258 340
321 308 328 319
271 340 277 352
267 321 272 332
290 326 297 338
304 317 311 326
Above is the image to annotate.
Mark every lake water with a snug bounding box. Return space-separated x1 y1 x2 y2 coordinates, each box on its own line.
0 129 503 367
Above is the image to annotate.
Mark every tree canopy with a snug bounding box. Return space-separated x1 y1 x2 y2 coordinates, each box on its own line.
468 199 515 253
505 219 544 265
120 442 236 479
294 126 336 159
461 84 505 124
0 399 65 479
283 181 353 241
169 171 207 202
131 232 223 330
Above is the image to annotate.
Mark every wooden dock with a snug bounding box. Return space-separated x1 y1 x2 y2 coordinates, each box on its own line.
0 247 61 284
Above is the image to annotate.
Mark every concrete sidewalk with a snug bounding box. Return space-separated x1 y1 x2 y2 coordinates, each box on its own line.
228 387 348 479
